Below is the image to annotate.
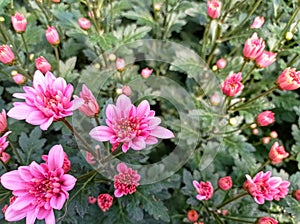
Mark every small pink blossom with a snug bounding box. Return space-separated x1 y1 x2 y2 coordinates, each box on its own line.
122 85 132 96
269 142 289 164
0 145 76 224
7 70 82 130
86 151 97 165
0 109 7 134
216 58 227 69
293 189 300 201
42 151 71 173
187 210 198 222
250 16 265 29
0 131 11 154
35 56 52 74
255 51 277 68
74 84 99 117
244 171 289 204
45 26 60 46
262 137 271 144
88 196 97 204
220 72 244 97
277 67 300 91
252 129 259 135
141 67 153 79
11 12 27 33
0 45 15 65
257 111 275 127
243 33 265 60
0 152 10 163
12 73 26 85
193 180 214 201
218 176 232 191
115 58 125 72
257 217 278 224
97 194 113 211
89 94 174 152
114 163 140 197
270 131 278 139
78 18 91 30
207 0 222 19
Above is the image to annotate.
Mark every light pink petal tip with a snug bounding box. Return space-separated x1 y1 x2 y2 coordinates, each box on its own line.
47 144 64 170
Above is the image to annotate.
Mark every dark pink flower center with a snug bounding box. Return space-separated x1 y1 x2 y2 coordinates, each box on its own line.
114 117 141 140
289 71 300 83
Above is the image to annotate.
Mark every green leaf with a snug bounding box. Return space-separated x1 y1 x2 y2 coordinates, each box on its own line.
114 24 152 44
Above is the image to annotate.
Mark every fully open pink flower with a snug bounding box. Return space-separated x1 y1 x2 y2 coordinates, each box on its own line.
7 70 81 130
269 142 289 164
114 163 140 197
255 51 277 68
220 72 244 97
257 111 275 127
0 145 76 224
243 33 265 60
89 94 174 152
74 84 99 117
257 217 278 224
244 171 289 204
193 180 214 201
277 67 300 91
0 109 7 134
250 16 265 29
207 0 222 19
11 12 27 33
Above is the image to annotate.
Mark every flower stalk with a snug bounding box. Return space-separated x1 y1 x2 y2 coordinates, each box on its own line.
216 191 248 209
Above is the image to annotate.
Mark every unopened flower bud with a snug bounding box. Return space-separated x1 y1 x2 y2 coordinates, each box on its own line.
229 117 237 126
285 32 293 41
270 131 278 139
252 129 259 135
262 137 271 144
122 85 132 96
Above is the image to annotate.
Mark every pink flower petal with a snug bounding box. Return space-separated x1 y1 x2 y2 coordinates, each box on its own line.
18 166 33 181
47 145 64 171
44 209 55 224
149 117 161 129
33 70 46 90
145 136 158 145
117 163 128 173
116 94 132 115
36 207 51 219
1 170 27 190
26 111 48 125
106 104 119 121
61 174 77 191
150 126 174 139
40 117 54 130
12 194 35 210
89 126 115 142
136 100 150 117
50 193 66 209
4 205 27 222
7 103 34 120
114 189 123 198
131 137 146 150
26 207 39 224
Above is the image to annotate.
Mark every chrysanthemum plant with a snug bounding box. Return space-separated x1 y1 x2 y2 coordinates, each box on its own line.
0 0 299 223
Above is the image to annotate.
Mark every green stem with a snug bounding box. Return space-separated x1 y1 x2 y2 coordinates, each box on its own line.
20 33 29 62
94 115 101 126
221 216 255 223
36 1 52 25
230 86 278 112
256 160 270 173
240 60 247 73
216 191 248 209
0 157 8 171
54 46 60 75
223 0 263 39
287 54 299 67
109 0 114 32
201 19 212 59
206 23 222 66
61 118 97 158
8 137 24 165
163 0 169 28
242 64 256 83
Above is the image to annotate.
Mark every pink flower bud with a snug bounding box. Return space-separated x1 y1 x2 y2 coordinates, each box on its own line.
243 33 265 60
11 12 27 33
277 67 300 91
207 0 222 19
269 142 289 164
252 129 259 135
86 151 97 165
35 56 52 74
141 67 153 79
115 58 125 72
45 26 60 46
0 45 15 65
220 72 244 97
88 11 94 18
210 92 221 106
257 217 278 224
122 85 132 96
78 18 91 30
88 196 97 204
216 58 227 69
193 180 214 201
12 73 26 85
270 131 278 139
293 189 300 201
98 194 113 212
218 176 232 191
255 51 277 68
0 110 7 135
74 84 99 117
250 16 265 29
257 111 275 126
221 210 228 216
187 210 198 222
52 0 60 3
262 137 271 144
0 152 10 163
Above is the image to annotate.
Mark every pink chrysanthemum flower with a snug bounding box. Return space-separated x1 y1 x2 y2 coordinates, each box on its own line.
113 163 140 197
257 217 278 224
277 67 300 91
193 180 214 201
89 94 174 152
220 72 244 97
97 193 114 211
256 110 275 127
244 171 289 204
0 145 76 224
250 16 265 29
7 70 82 130
268 142 289 164
11 12 27 33
243 32 265 60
